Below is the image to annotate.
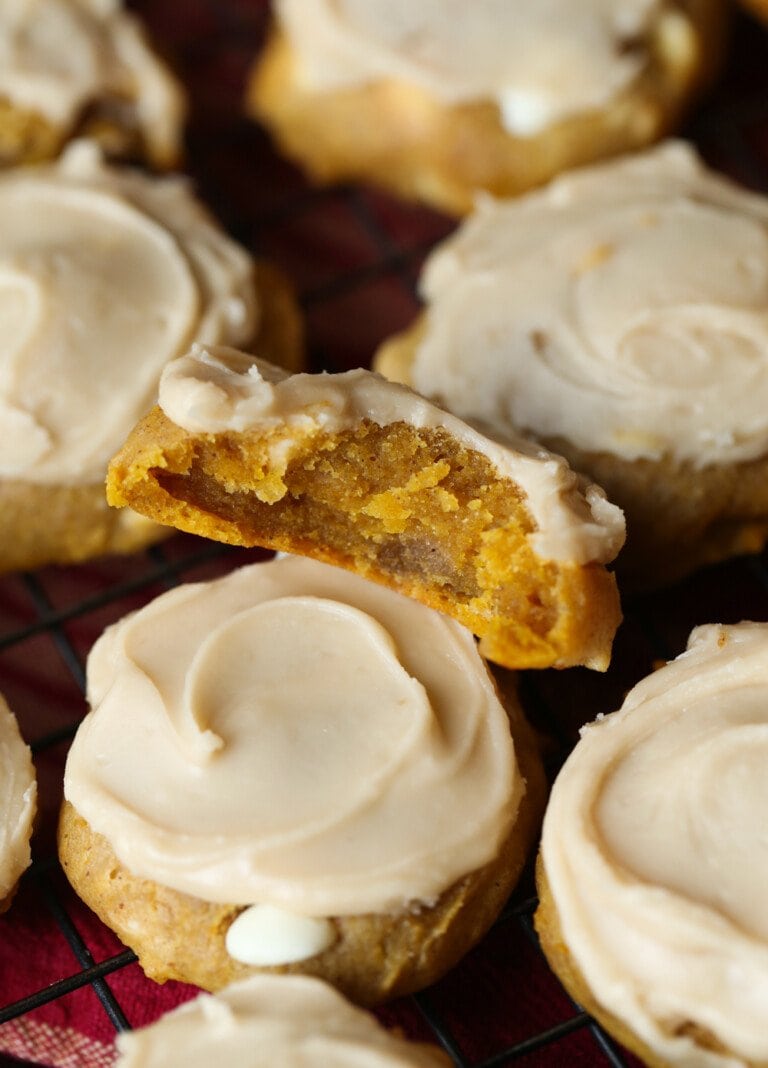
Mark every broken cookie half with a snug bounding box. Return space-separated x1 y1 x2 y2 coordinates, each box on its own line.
107 345 625 671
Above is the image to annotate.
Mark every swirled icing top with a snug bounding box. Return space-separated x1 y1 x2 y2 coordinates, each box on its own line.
541 622 768 1066
410 142 768 469
0 141 257 485
115 975 452 1067
275 0 689 135
158 344 625 565
0 693 36 905
0 0 183 163
64 555 521 915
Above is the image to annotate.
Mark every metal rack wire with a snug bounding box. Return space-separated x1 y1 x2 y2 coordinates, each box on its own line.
1 2 767 1065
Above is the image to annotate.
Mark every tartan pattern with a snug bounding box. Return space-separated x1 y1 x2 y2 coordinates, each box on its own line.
0 1020 115 1068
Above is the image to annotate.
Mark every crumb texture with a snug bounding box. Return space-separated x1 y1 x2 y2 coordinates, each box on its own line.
108 408 621 670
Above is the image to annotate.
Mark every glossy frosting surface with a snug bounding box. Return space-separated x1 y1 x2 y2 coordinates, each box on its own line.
276 0 682 134
0 142 256 485
412 142 768 469
159 344 625 565
541 622 768 1066
65 556 521 915
0 693 36 904
115 975 452 1067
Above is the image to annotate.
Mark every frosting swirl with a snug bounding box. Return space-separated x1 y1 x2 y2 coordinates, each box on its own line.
0 693 36 905
158 344 625 565
0 142 257 485
115 975 452 1067
276 0 689 136
541 622 768 1066
0 0 184 163
65 555 520 915
411 142 768 469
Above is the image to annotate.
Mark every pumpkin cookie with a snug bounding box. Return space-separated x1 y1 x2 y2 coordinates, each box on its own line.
0 0 185 168
0 693 36 914
106 346 625 671
0 143 302 573
115 975 452 1066
248 0 725 215
60 556 545 1005
536 622 768 1067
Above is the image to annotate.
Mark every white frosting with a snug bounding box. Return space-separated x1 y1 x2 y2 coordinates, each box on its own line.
541 622 768 1066
225 904 335 966
276 0 686 136
64 555 521 916
410 142 768 470
158 344 625 566
114 975 452 1067
0 693 37 904
0 142 257 485
0 0 184 162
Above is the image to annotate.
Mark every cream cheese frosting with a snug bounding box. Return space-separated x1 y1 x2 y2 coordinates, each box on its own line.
541 622 768 1067
409 141 768 470
0 0 184 163
158 344 625 566
0 141 257 485
275 0 690 136
114 975 452 1067
64 555 521 917
0 693 37 906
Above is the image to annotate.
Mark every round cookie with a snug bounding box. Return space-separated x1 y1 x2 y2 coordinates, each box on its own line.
536 622 768 1067
59 555 546 1005
0 693 37 913
247 0 725 215
115 975 452 1067
0 0 185 169
374 141 768 588
107 346 625 672
0 142 302 574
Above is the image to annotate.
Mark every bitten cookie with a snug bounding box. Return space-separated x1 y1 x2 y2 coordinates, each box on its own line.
0 142 302 574
60 555 545 1005
106 346 625 671
536 622 768 1068
247 0 725 215
115 975 452 1066
0 693 36 913
0 0 185 168
375 142 768 588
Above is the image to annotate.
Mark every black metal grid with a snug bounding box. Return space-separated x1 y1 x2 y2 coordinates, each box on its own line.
1 2 768 1065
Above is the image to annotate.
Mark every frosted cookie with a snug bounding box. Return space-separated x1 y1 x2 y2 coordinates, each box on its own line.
115 975 451 1066
247 0 725 216
375 142 768 588
60 555 545 1005
0 142 302 574
0 693 37 913
0 0 185 168
106 346 624 671
536 622 768 1068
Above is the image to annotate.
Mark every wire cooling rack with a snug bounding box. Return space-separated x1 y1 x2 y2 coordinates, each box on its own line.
1 3 768 1065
